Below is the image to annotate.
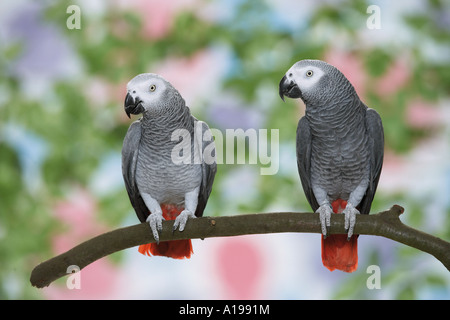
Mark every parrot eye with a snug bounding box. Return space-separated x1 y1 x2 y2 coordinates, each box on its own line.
149 85 157 92
306 70 313 77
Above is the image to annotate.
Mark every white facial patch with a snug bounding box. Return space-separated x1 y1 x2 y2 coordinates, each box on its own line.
287 65 325 91
126 73 167 110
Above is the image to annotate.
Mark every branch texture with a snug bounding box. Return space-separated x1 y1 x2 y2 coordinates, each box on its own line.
30 205 450 288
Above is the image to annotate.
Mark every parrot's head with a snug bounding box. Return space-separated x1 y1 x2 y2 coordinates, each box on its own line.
124 73 185 118
279 59 354 105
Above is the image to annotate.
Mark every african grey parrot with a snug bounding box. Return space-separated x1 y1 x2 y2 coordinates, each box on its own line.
122 73 216 259
279 60 384 272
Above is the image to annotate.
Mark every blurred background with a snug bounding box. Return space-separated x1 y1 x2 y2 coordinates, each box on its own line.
1 0 449 299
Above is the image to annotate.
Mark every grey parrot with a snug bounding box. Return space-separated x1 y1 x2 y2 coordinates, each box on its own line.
279 60 384 272
122 73 216 259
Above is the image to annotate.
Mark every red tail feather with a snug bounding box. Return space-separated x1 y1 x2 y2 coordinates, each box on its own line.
139 204 193 259
321 199 358 272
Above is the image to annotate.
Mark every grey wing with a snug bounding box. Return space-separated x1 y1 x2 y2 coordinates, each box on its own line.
296 117 319 212
194 119 217 218
122 120 148 223
358 107 384 215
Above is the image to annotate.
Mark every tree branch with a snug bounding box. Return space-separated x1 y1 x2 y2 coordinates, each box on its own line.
30 205 450 288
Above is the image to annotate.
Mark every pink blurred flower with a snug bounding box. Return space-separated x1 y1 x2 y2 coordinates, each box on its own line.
377 149 418 198
115 0 199 39
154 48 228 105
375 58 410 96
42 259 120 300
81 77 130 123
214 237 266 299
52 188 105 252
45 187 120 299
378 135 450 211
406 99 443 128
83 77 112 109
324 49 368 100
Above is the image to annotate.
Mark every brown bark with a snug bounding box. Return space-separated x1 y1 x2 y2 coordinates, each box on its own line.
30 205 450 288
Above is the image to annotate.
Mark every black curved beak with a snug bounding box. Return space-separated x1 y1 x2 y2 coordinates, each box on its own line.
124 93 145 118
279 75 302 102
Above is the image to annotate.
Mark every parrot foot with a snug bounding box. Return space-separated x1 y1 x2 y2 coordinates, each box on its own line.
173 210 196 233
343 203 359 239
316 203 333 237
146 212 165 244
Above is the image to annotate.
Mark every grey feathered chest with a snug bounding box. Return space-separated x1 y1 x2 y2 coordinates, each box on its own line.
306 98 370 201
135 112 202 207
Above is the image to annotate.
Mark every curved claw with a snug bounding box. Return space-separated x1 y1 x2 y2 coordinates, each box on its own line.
173 210 196 232
316 204 333 237
146 212 165 244
343 203 359 239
